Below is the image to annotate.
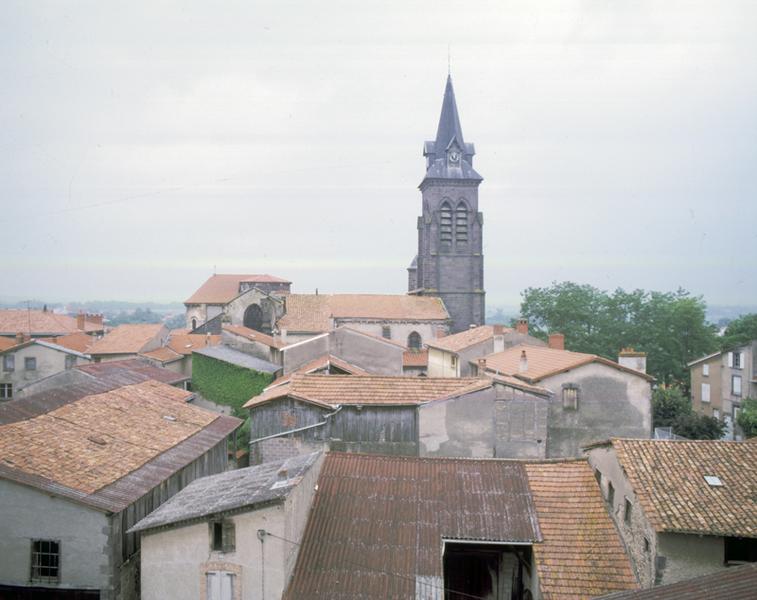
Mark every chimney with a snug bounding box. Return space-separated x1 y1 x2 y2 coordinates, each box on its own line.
76 312 86 330
519 350 528 373
477 357 487 375
618 348 647 374
548 333 565 350
492 324 505 336
16 332 25 346
86 313 103 328
277 467 289 482
280 328 287 344
516 318 528 335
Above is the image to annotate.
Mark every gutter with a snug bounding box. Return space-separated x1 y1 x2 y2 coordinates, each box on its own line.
249 406 342 445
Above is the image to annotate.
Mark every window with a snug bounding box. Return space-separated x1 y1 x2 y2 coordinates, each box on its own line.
701 382 710 403
607 481 615 505
2 354 14 372
0 383 12 400
25 357 36 371
191 317 197 330
381 325 391 340
210 519 235 553
624 498 632 525
724 537 757 564
206 571 235 600
450 355 457 368
730 352 742 369
30 540 60 583
732 375 742 396
407 331 422 351
439 202 453 245
562 385 579 410
455 201 468 244
64 355 76 370
644 537 650 553
702 363 709 377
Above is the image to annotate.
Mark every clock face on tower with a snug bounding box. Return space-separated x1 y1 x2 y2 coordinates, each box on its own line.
449 151 460 164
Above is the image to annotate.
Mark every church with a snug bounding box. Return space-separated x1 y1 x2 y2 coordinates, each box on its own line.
408 75 486 333
185 75 486 341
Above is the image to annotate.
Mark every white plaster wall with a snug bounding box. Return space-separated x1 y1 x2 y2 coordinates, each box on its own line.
0 479 109 592
427 347 458 378
1 344 90 396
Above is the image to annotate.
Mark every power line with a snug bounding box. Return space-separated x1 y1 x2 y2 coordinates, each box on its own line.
261 530 492 600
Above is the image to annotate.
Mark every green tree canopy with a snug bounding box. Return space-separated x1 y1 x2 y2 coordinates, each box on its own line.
737 397 757 439
652 385 724 440
721 313 757 350
519 282 718 384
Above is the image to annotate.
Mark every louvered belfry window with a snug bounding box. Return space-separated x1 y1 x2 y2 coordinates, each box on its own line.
440 202 453 245
455 202 468 244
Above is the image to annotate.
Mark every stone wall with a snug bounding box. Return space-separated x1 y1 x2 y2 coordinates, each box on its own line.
493 384 549 459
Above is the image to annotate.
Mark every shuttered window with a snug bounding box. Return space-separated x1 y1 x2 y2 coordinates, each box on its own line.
440 202 453 245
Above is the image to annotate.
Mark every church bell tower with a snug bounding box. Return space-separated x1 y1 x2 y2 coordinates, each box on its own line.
408 75 485 333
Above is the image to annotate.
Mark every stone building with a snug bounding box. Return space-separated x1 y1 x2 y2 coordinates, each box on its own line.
0 379 240 600
0 308 104 341
586 438 757 588
408 75 485 334
131 452 322 600
87 323 169 363
689 341 756 439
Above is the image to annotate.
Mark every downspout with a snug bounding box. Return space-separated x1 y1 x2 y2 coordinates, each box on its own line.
249 405 342 446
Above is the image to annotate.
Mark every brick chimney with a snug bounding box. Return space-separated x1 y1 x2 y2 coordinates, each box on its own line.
516 318 529 335
76 312 86 330
16 332 25 345
85 313 103 328
519 350 528 373
477 357 487 375
618 348 647 374
548 333 565 350
492 324 505 335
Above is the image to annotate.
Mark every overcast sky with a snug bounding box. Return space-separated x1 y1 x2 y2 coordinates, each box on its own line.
1 1 755 308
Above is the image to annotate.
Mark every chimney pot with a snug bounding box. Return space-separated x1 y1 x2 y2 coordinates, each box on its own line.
548 333 565 350
76 312 86 330
519 350 528 373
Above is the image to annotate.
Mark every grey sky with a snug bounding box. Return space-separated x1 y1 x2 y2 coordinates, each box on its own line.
1 1 755 307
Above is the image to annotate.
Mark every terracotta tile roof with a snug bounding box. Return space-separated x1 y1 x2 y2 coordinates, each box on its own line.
0 337 18 351
40 331 94 353
0 309 102 335
140 346 183 363
610 439 757 537
245 374 489 409
482 344 655 383
87 323 166 356
222 324 286 349
278 294 450 333
403 349 428 367
167 331 222 355
0 381 213 496
185 273 290 304
269 354 369 387
595 563 757 599
426 324 506 352
525 461 638 599
284 453 541 600
75 359 188 386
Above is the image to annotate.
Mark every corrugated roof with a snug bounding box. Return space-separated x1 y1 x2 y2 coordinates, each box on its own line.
482 344 655 383
284 453 541 600
129 452 321 533
87 323 166 356
193 345 281 374
610 439 757 537
185 274 290 304
0 309 102 335
0 381 241 512
244 374 489 409
525 461 637 599
278 294 450 333
594 563 757 599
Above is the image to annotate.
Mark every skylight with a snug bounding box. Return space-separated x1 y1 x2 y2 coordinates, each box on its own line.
704 475 723 487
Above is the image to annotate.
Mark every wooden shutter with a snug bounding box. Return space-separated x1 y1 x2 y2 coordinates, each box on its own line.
222 519 235 553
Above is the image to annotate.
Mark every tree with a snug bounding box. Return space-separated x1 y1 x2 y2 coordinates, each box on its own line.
721 313 757 350
519 282 718 384
651 385 725 440
737 397 757 439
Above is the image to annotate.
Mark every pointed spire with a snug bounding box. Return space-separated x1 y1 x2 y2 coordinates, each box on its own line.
434 75 465 152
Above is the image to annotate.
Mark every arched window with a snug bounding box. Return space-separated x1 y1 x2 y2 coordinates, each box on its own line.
243 304 263 331
191 318 197 331
440 201 453 245
455 201 468 244
407 331 422 351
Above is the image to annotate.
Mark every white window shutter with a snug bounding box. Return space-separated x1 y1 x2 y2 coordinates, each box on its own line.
728 352 734 367
701 383 710 403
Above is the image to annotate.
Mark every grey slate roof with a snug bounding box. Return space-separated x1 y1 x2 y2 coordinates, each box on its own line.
193 345 281 373
129 452 321 533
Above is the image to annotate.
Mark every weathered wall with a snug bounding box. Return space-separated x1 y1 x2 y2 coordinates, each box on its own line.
656 532 725 586
419 388 496 457
493 384 549 459
1 344 91 398
225 288 284 334
456 339 494 376
544 363 651 458
427 347 458 378
0 479 110 595
329 328 404 375
281 334 329 374
331 319 445 350
329 405 418 456
222 331 280 365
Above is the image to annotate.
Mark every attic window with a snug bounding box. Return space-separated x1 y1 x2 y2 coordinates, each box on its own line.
562 384 579 410
704 475 723 487
163 415 177 422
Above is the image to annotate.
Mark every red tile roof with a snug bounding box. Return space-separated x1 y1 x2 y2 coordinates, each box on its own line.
87 324 166 356
167 331 222 355
482 344 655 383
525 461 637 599
0 309 102 335
268 355 369 387
609 439 757 537
185 274 290 304
40 331 94 353
278 294 450 333
403 349 428 368
222 324 287 349
140 346 183 363
0 337 17 351
426 324 505 352
245 374 489 409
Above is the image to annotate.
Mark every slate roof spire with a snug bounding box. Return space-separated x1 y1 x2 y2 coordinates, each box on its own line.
434 75 465 151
